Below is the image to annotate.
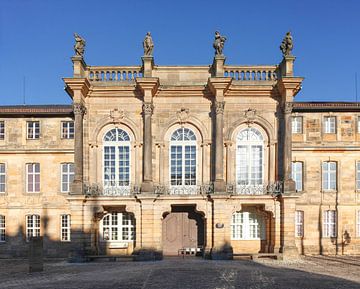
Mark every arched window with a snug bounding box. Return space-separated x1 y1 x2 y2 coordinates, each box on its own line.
103 129 131 189
231 211 265 240
169 128 197 190
100 212 135 242
236 128 264 191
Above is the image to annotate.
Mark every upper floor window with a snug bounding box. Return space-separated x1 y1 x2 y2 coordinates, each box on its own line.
61 163 74 192
322 161 337 191
323 116 336 134
61 121 74 139
26 214 40 241
323 210 336 238
0 215 5 242
26 163 40 193
0 163 5 193
103 128 130 189
27 121 40 139
170 128 197 191
357 162 360 191
292 116 303 134
357 210 360 237
292 162 303 192
0 121 4 140
358 116 360 133
61 214 71 242
295 210 304 237
101 212 135 242
236 128 264 190
231 211 265 240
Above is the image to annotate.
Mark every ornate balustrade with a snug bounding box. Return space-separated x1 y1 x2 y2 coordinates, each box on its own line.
226 181 283 195
154 183 214 195
84 183 140 197
87 66 143 82
224 65 278 81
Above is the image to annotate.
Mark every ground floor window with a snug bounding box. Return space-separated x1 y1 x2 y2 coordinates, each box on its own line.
323 210 336 238
295 210 304 237
0 215 5 242
61 214 71 242
357 210 360 237
231 211 265 240
101 212 135 242
26 214 40 241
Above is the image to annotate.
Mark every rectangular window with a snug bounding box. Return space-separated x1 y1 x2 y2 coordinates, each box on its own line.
27 121 40 139
322 161 337 191
357 162 360 190
0 121 4 140
61 214 71 242
292 162 303 191
292 116 303 134
101 212 135 241
358 116 360 134
26 163 40 193
26 214 40 241
61 163 74 192
0 215 5 242
324 116 336 134
357 211 360 237
323 210 336 238
0 163 5 193
61 121 74 139
295 211 304 237
231 211 265 240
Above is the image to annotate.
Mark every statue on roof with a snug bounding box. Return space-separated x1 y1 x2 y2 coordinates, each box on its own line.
280 31 293 57
74 33 86 57
143 32 154 56
213 31 227 56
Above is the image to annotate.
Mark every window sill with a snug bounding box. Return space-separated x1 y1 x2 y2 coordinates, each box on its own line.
322 190 337 193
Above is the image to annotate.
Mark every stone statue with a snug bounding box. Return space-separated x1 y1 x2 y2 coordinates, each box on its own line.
143 32 154 56
280 31 293 56
74 33 86 57
213 31 227 56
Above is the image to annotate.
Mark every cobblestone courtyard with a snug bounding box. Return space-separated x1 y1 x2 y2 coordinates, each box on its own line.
0 256 359 289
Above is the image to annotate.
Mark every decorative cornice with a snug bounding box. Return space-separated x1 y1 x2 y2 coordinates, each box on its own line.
73 102 86 116
293 102 360 112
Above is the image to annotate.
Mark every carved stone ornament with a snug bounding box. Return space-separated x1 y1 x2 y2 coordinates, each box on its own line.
176 108 190 124
280 31 293 57
110 108 125 124
214 101 225 114
244 108 256 123
73 103 86 116
142 102 154 115
284 102 293 114
74 33 86 57
143 32 154 56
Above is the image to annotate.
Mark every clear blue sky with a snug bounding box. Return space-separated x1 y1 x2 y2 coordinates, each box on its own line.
1 0 360 105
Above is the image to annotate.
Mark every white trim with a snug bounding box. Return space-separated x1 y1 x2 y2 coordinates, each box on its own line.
26 163 40 193
26 214 40 241
99 212 135 242
0 215 5 242
60 214 71 242
231 211 265 240
61 163 74 193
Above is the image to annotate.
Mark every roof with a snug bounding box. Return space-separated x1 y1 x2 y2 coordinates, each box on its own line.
0 105 73 116
293 102 360 112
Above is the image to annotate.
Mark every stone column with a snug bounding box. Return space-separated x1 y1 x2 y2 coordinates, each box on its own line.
142 102 154 192
72 102 86 194
283 102 295 192
214 101 226 192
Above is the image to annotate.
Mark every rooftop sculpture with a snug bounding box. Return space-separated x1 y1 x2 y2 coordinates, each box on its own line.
213 31 227 56
280 31 293 57
143 32 154 56
74 33 86 57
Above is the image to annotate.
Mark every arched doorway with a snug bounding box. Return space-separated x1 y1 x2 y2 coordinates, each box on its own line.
162 205 205 256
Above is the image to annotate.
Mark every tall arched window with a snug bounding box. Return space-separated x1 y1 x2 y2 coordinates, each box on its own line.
103 128 131 189
236 128 264 191
169 128 197 190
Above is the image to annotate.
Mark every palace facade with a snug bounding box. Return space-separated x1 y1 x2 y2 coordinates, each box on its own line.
1 37 360 259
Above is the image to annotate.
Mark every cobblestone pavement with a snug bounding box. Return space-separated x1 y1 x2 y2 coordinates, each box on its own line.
0 256 359 289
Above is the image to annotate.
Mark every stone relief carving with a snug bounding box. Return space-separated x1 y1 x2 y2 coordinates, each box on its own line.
280 31 293 57
142 102 154 115
244 108 257 123
73 102 86 115
143 32 154 56
214 101 225 114
284 102 293 114
110 108 125 124
213 31 227 56
74 33 86 57
176 108 189 124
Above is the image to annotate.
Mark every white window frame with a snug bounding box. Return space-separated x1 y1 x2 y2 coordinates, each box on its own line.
26 163 40 193
103 129 131 191
322 161 337 191
356 161 360 191
323 210 336 238
357 116 360 134
100 212 135 242
357 210 360 238
295 210 304 237
231 211 265 240
27 121 40 139
61 121 74 139
0 215 5 242
61 214 71 242
323 116 336 134
292 162 303 192
0 163 5 193
169 128 197 192
61 163 74 193
0 121 4 140
292 116 303 134
26 214 40 241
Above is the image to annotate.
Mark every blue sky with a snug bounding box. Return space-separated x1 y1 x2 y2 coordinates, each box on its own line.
1 0 360 105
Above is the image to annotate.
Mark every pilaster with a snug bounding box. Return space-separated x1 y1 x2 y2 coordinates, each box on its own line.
71 55 87 78
141 56 154 77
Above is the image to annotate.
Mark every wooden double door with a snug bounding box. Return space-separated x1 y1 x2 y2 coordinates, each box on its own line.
162 212 199 255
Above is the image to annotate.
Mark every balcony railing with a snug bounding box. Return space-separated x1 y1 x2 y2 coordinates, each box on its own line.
84 183 140 197
87 66 143 82
154 183 214 195
226 181 283 195
224 65 278 81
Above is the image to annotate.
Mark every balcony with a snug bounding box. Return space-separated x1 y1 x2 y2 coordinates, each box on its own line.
226 182 283 196
84 183 139 197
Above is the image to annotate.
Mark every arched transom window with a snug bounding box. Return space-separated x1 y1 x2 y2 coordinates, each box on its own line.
103 128 131 188
236 128 264 189
170 128 197 188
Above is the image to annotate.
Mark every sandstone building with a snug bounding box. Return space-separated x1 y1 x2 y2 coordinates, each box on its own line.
0 34 360 259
